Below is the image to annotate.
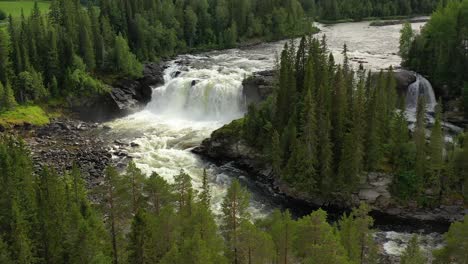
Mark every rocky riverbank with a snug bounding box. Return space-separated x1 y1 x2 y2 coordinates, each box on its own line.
193 129 465 228
7 119 133 187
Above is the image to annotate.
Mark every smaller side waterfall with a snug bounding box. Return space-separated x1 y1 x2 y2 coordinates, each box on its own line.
404 73 463 142
405 73 437 114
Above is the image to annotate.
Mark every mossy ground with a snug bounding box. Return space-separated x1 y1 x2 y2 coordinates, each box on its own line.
0 105 50 127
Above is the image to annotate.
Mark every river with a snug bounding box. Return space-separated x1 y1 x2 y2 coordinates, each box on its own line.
106 20 443 261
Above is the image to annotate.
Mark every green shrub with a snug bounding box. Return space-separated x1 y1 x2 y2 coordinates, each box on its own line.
0 9 6 20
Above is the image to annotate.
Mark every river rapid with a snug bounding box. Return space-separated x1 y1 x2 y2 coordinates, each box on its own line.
106 20 442 261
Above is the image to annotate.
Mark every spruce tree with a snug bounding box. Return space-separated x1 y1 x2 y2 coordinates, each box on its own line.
271 129 283 177
128 210 148 264
428 102 444 195
0 28 11 86
200 169 211 207
3 82 17 109
173 169 193 215
414 96 427 195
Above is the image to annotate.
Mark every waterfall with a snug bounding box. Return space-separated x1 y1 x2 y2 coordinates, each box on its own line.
404 73 463 141
145 58 247 122
405 73 437 114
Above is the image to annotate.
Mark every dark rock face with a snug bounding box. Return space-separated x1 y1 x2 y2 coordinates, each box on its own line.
243 69 417 106
194 127 465 227
394 70 417 93
75 63 165 122
242 70 275 106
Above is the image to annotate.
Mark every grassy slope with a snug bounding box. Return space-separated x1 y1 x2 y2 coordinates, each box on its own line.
0 105 50 127
0 1 49 18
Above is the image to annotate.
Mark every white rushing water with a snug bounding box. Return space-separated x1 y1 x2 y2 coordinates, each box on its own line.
107 19 444 260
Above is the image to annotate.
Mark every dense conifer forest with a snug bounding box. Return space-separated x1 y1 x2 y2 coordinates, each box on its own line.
0 0 467 263
0 0 449 113
235 35 468 205
0 136 467 264
401 0 468 109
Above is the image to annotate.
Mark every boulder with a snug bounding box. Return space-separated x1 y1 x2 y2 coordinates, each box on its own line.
394 70 417 93
242 70 275 106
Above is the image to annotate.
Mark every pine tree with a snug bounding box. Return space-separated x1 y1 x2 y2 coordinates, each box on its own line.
268 210 296 264
221 179 251 264
338 203 378 264
237 221 275 264
99 166 131 264
125 161 145 214
400 235 426 264
294 209 348 264
143 172 173 215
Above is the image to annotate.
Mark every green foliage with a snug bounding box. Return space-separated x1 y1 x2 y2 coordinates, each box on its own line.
399 22 413 65
0 137 110 264
0 137 464 264
112 34 143 78
317 0 438 21
463 83 468 118
0 9 6 21
294 209 349 264
433 216 468 263
407 0 468 96
338 203 378 264
400 235 426 264
241 36 401 197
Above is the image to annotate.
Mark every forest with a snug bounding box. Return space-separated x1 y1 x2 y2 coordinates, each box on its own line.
235 35 468 205
0 0 467 263
401 0 467 108
0 136 467 264
0 0 449 115
0 0 311 113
